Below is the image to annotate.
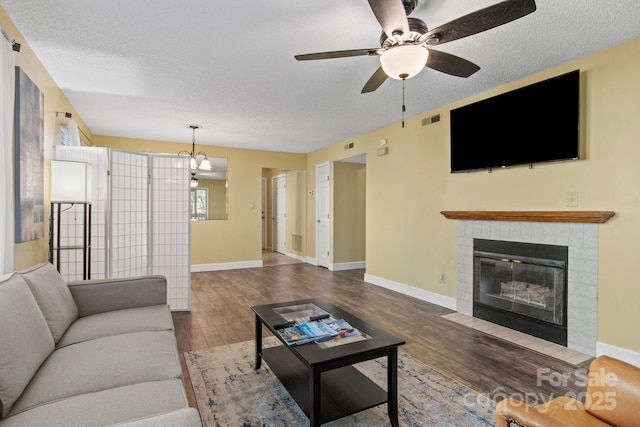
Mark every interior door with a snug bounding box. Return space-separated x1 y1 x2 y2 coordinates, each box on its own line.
272 174 286 254
316 162 330 268
261 177 267 250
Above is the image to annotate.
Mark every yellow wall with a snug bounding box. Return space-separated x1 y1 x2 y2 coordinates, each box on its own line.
94 136 306 266
1 6 94 270
307 38 640 354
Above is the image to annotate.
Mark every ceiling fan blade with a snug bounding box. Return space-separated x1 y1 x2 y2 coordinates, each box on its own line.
361 67 389 94
368 0 410 39
295 48 381 61
423 0 536 45
426 50 480 78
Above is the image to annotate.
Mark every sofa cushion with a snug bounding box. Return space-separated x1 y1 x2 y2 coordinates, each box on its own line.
9 330 182 416
0 380 194 427
0 273 55 419
57 304 174 349
68 276 167 317
19 263 79 343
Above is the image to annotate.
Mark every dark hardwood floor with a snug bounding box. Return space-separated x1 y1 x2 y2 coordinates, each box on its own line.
172 263 590 411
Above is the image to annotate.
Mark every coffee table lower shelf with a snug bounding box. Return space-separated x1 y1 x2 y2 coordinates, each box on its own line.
262 345 388 424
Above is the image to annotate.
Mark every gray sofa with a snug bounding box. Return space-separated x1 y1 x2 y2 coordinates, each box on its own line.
0 263 201 426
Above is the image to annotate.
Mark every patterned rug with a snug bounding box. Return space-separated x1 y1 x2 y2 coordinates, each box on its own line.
185 338 495 426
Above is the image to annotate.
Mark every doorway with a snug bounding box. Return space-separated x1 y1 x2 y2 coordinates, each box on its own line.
261 168 307 266
272 174 286 254
334 154 366 271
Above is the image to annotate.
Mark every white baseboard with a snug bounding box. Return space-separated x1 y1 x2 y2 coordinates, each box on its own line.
596 341 640 368
364 273 457 310
191 260 263 272
332 261 365 271
306 257 318 266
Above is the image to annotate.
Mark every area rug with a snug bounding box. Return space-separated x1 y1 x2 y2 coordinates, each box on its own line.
185 338 495 426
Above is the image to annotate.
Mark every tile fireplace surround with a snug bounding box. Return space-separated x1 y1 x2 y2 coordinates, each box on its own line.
442 211 615 357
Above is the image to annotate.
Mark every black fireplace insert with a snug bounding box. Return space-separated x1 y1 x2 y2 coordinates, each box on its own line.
473 239 568 346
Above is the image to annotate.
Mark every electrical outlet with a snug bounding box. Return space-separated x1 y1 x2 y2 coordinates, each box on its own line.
566 192 578 207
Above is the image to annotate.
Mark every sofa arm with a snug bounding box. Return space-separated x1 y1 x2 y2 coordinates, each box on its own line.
68 275 168 317
585 355 640 426
495 398 573 427
107 408 202 426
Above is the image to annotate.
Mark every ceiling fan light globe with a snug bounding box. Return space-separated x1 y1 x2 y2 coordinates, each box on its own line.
190 177 199 188
380 45 429 80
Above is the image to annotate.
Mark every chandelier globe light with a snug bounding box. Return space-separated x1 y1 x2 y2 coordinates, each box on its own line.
179 125 212 171
379 44 429 80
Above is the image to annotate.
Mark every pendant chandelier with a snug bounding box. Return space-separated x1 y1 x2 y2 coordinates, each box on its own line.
179 125 212 173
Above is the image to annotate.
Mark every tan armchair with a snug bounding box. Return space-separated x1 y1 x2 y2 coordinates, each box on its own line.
495 355 640 427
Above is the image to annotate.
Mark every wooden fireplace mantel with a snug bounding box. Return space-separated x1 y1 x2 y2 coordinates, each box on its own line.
440 211 615 224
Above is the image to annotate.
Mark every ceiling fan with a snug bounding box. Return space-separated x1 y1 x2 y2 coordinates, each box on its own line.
295 0 537 93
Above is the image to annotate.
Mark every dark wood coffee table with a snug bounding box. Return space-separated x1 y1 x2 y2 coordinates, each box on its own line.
251 298 405 427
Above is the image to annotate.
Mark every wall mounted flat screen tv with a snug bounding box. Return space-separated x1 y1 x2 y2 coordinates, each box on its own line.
450 70 580 173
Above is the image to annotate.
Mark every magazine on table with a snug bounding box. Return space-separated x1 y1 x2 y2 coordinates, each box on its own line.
277 320 339 345
316 318 370 348
272 303 370 347
275 314 370 347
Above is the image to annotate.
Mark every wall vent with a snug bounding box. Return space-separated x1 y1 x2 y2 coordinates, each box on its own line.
422 114 441 126
344 142 354 150
291 234 303 252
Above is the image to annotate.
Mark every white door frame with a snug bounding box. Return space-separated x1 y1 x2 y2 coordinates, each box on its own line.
315 162 330 268
261 177 267 250
272 174 286 254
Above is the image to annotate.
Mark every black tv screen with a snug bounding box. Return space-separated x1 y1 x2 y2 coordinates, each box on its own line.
450 70 580 173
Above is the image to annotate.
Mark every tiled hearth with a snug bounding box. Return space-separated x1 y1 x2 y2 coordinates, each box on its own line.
443 312 592 365
453 219 599 356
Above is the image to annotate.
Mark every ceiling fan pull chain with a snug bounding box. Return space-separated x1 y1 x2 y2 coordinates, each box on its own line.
402 79 406 128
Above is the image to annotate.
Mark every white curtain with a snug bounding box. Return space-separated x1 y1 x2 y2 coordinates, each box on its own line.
55 115 81 146
0 26 16 274
67 118 81 146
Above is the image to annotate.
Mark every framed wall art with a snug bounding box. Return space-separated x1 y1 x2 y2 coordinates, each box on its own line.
14 66 44 243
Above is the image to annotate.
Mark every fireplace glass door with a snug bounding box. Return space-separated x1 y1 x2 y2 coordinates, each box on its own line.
474 255 566 326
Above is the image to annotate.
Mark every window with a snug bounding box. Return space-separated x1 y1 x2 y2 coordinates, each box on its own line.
190 188 208 220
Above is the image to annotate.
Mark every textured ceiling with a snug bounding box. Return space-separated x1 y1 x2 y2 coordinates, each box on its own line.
2 0 640 153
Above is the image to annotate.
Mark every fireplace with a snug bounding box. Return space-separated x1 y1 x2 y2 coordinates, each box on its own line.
473 239 568 346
